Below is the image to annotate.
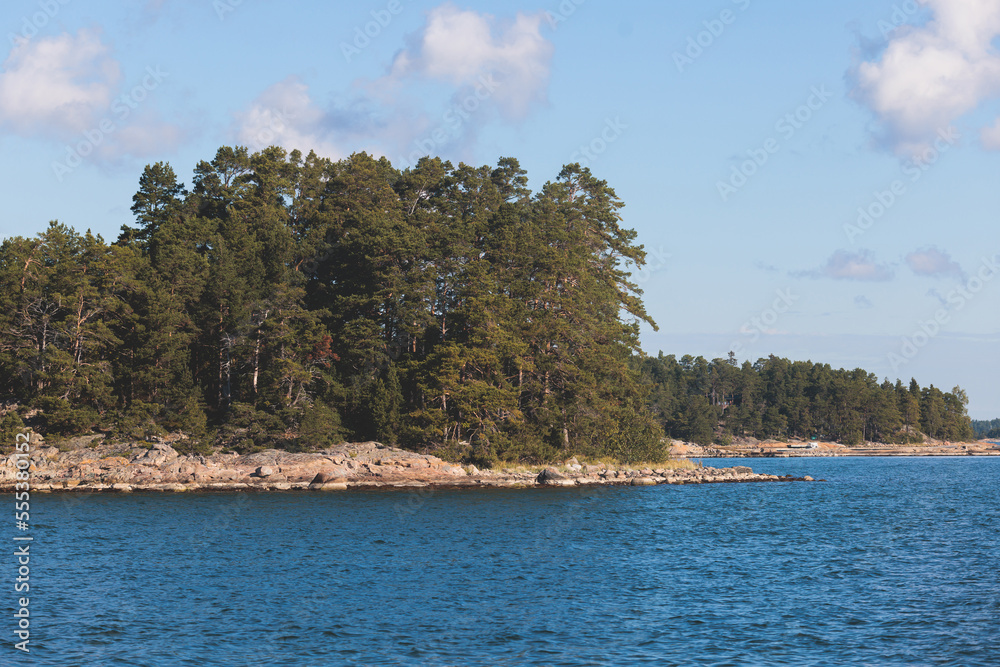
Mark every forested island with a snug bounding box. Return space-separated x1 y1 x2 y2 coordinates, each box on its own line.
972 419 1000 439
0 148 977 464
642 354 975 446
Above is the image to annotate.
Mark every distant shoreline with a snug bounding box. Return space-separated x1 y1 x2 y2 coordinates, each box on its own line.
672 440 1000 459
692 452 1000 459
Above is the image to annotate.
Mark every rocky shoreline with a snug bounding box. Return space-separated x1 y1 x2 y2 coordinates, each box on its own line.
1 436 815 493
669 437 1000 459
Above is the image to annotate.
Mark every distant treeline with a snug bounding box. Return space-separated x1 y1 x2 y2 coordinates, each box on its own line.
638 353 975 446
972 419 1000 439
0 148 662 463
0 147 976 462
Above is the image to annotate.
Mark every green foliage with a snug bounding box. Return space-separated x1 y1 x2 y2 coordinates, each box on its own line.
172 436 215 457
215 402 285 453
0 147 977 461
112 401 164 441
161 395 209 439
0 411 27 449
601 408 667 465
638 353 975 446
370 365 401 445
840 429 863 447
36 397 99 436
466 432 502 469
972 419 1000 439
297 399 342 451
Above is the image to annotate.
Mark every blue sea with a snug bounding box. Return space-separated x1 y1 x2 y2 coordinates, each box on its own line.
7 457 1000 666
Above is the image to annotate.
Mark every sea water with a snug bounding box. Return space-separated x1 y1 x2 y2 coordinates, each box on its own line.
8 457 1000 665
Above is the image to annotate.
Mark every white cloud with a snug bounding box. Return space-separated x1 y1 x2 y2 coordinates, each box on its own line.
0 29 121 136
235 77 343 158
981 117 1000 148
0 30 189 171
234 77 407 161
387 4 554 120
797 250 895 282
905 246 966 279
851 0 1000 155
235 6 555 165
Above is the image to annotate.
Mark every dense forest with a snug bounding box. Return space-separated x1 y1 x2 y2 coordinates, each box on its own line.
0 148 663 463
641 354 975 446
0 147 977 463
972 419 1000 439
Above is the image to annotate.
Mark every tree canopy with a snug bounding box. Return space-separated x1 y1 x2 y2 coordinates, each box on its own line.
972 419 1000 440
0 148 663 464
0 147 976 461
638 354 975 446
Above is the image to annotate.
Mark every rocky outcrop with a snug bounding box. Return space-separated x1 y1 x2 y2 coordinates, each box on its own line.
670 436 998 458
0 438 816 493
536 467 573 486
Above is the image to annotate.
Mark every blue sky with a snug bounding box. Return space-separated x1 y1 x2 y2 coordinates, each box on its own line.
1 0 998 418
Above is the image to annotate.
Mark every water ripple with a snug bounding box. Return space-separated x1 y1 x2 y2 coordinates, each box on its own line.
8 458 1000 665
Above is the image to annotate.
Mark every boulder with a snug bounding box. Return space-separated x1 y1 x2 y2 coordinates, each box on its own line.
631 477 656 486
536 468 574 486
255 466 275 478
537 467 566 482
142 443 180 466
